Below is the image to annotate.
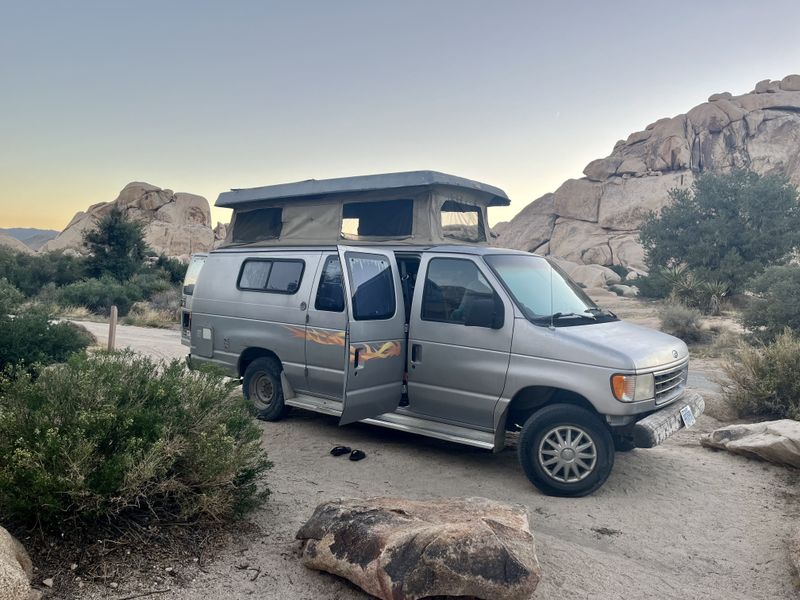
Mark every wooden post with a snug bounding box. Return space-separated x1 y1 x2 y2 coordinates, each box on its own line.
108 305 118 351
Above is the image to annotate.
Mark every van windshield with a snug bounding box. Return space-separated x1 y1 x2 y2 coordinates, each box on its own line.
183 255 206 296
484 254 617 326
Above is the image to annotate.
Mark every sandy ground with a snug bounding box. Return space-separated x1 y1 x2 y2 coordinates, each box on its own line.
68 318 800 600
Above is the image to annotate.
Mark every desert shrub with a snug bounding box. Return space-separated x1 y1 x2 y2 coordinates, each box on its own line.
741 265 800 342
720 329 800 420
149 288 180 312
659 303 706 343
0 307 92 374
632 271 673 299
0 278 25 310
57 276 143 316
0 248 87 296
0 352 271 530
153 254 188 285
130 269 174 297
640 170 800 293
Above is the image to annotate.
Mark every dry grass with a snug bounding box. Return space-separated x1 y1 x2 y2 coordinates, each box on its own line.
122 302 178 329
690 328 742 359
720 329 800 420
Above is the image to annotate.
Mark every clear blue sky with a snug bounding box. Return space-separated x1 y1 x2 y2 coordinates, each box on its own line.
1 0 799 229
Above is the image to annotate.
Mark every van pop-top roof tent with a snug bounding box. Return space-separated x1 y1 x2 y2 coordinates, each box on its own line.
216 170 510 247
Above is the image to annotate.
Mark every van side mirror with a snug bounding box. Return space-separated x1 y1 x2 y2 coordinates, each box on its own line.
464 295 504 329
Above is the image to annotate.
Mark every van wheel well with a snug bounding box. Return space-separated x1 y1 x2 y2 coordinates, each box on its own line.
504 386 597 431
239 347 282 378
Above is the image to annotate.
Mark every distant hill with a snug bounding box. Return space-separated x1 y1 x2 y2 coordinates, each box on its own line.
0 228 59 251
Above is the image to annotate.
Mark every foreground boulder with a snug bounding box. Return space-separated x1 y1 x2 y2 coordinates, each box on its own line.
701 419 800 468
296 497 540 600
0 526 40 600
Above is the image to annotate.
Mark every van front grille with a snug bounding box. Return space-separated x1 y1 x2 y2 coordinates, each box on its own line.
654 365 688 404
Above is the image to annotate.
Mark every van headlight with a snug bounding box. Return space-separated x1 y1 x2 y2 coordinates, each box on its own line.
610 373 655 402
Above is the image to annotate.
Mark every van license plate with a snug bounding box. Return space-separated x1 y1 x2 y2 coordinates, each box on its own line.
680 405 696 428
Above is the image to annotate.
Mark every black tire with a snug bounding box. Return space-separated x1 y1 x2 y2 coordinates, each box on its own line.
518 404 615 497
242 357 290 421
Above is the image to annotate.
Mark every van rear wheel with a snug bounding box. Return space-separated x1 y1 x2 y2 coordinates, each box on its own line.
242 357 290 421
518 404 614 497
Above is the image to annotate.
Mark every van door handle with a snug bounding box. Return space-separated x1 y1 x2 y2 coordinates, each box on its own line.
353 347 361 370
411 343 422 366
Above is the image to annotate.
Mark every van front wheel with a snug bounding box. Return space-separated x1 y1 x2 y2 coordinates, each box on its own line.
242 357 290 421
518 404 614 497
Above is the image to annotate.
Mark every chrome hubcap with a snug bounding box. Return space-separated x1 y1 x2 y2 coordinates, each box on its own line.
538 425 597 483
251 374 274 409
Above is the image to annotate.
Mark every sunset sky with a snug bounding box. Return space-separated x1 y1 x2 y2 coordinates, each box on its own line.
2 1 799 230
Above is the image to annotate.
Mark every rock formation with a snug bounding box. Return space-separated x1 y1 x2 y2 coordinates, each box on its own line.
41 182 225 259
0 526 40 600
296 496 540 600
497 75 800 276
0 233 34 255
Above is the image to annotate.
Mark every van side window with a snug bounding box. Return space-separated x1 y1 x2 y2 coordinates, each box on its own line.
421 258 494 324
314 256 345 312
238 259 304 294
346 253 396 320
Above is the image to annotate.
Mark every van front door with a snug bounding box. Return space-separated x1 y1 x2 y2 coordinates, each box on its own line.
406 253 513 429
337 246 406 426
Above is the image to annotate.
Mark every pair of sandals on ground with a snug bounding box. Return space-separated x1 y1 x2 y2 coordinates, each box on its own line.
330 445 366 461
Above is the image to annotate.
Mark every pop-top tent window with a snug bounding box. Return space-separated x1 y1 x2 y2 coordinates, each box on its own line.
216 171 510 247
232 207 283 244
441 200 486 243
341 199 413 240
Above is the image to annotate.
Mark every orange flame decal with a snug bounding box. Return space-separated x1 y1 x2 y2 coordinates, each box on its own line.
283 325 401 363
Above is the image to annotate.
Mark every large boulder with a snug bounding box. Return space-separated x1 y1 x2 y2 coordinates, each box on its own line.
296 497 540 600
41 182 215 258
497 74 800 274
597 171 693 230
0 526 40 600
701 419 800 468
552 258 622 288
0 233 33 255
553 178 602 222
495 193 557 252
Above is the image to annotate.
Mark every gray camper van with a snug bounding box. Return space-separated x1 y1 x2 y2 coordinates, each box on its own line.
188 171 704 497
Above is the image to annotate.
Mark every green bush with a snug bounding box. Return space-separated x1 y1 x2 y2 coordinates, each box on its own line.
721 329 800 420
741 265 800 342
640 170 800 293
0 247 87 296
0 278 25 310
0 307 92 374
57 276 143 316
659 303 706 343
130 270 174 297
631 271 673 299
153 255 188 285
0 352 271 530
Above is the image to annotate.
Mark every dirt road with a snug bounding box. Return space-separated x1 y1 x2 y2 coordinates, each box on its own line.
74 321 799 600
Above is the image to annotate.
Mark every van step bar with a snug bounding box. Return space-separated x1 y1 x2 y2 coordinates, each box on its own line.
284 394 495 450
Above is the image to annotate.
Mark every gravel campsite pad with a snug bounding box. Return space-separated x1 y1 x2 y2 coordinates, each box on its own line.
69 321 799 600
